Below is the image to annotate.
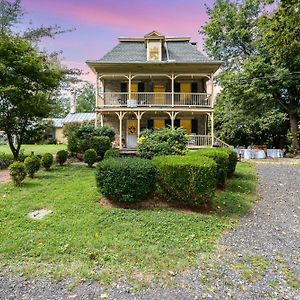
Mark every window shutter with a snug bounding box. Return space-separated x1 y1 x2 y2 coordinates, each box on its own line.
147 119 154 129
174 119 180 128
138 82 145 92
191 82 198 93
192 119 198 134
120 82 128 92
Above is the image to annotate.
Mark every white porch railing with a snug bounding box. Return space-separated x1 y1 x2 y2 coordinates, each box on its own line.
98 92 211 107
187 135 231 148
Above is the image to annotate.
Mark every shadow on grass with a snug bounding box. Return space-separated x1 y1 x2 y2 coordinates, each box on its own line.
213 162 257 218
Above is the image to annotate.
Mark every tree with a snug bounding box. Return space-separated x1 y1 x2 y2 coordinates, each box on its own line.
0 34 63 159
0 0 83 159
76 82 96 112
201 0 300 153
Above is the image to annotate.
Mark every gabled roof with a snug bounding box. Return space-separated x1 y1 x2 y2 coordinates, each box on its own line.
96 40 212 64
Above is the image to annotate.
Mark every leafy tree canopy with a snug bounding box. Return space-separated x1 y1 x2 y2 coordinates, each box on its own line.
202 0 300 152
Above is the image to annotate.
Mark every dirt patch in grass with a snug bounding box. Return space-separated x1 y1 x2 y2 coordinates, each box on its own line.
0 169 11 184
99 196 214 214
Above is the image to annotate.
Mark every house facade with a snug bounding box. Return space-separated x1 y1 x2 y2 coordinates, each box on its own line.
87 31 226 149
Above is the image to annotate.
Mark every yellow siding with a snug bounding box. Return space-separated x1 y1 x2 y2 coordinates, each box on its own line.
55 128 67 144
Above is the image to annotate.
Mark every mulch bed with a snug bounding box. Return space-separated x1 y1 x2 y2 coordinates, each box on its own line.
100 196 214 214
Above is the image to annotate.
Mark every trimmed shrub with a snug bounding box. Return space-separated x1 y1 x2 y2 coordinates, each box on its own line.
0 153 14 169
24 155 41 178
96 158 155 203
42 153 53 171
56 150 68 165
8 161 27 186
103 148 120 159
138 127 188 159
221 148 238 176
91 136 111 158
97 126 115 142
84 149 97 167
68 134 79 154
153 155 217 205
187 149 229 187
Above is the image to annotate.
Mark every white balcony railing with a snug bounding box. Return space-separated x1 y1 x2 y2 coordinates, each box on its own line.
97 92 211 108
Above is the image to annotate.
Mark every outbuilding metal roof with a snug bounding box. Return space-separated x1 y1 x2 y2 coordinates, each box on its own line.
51 118 65 128
63 113 95 124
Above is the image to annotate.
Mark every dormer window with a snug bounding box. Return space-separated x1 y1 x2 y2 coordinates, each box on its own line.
145 31 164 62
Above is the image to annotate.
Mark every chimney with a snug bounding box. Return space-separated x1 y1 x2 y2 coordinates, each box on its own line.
70 92 76 114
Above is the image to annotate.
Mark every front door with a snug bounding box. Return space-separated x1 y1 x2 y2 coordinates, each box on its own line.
126 119 138 148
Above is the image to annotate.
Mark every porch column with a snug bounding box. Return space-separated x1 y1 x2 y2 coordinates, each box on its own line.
210 73 214 108
95 112 98 128
116 112 125 149
100 113 104 127
171 73 175 107
128 72 132 99
211 112 214 147
134 111 145 137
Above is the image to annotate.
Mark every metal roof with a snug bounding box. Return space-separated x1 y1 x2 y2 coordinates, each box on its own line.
96 41 214 64
63 113 95 124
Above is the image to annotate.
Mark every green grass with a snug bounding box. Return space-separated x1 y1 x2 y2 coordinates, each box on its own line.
0 144 67 156
0 162 257 285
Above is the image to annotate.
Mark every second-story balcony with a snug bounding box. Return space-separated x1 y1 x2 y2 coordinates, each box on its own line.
97 92 212 108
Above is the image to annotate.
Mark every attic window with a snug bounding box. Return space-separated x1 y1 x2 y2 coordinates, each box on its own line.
145 31 164 62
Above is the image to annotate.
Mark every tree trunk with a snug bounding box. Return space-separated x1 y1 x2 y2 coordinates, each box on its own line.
288 110 300 154
6 132 18 161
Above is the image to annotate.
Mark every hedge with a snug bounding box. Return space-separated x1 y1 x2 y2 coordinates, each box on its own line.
96 157 155 203
153 155 217 205
187 149 229 187
0 153 14 169
220 148 238 176
103 148 120 159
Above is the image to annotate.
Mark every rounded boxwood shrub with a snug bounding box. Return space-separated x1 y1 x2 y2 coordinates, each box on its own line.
187 149 229 187
42 153 53 171
153 155 217 205
24 155 41 178
8 161 27 186
103 148 120 159
84 149 97 167
56 150 68 166
96 157 155 203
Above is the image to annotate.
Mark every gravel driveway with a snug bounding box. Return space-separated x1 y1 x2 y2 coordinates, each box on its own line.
0 163 299 300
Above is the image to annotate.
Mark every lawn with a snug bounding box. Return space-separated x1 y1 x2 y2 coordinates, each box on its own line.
0 144 67 156
0 162 257 285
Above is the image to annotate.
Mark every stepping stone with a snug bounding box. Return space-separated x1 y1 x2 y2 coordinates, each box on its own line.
28 209 52 220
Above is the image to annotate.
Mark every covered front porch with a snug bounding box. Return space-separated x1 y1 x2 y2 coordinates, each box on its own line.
95 109 221 149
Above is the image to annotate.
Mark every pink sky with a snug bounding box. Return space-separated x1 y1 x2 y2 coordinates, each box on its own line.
21 0 213 82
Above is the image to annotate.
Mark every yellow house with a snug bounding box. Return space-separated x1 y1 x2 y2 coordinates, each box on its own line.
86 31 228 149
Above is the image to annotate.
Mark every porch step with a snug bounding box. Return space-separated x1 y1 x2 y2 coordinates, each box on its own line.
119 148 137 156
